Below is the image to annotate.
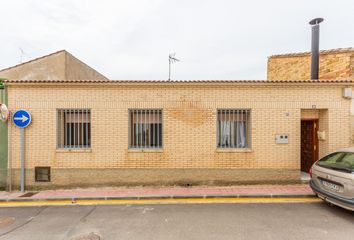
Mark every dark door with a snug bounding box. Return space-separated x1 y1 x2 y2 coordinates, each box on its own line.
301 120 319 173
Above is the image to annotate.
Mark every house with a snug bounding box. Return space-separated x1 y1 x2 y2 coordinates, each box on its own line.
3 78 353 189
0 50 108 189
1 48 354 190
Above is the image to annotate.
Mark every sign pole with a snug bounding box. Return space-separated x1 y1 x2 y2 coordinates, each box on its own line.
12 109 31 192
20 128 25 192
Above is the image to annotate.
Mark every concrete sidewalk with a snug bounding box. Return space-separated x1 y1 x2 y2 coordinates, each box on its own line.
0 184 314 202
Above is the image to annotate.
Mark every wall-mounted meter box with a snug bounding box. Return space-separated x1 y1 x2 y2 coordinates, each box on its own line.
317 131 326 140
275 134 289 144
343 87 353 99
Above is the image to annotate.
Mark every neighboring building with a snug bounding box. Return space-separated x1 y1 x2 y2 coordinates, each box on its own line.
0 50 108 81
267 47 354 157
0 50 108 189
267 48 354 81
4 79 353 189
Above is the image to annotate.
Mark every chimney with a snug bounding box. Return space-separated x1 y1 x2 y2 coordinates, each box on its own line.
309 18 324 80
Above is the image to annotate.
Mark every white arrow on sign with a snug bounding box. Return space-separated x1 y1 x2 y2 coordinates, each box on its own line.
14 115 29 123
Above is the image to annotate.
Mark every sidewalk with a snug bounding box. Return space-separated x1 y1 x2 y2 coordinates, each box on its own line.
0 184 314 202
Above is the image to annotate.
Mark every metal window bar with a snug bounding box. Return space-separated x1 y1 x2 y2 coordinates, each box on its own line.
157 109 159 148
236 109 239 148
81 109 83 148
129 109 162 149
217 109 250 149
68 109 71 148
152 110 155 147
57 109 91 149
74 109 76 148
140 110 142 147
144 110 147 148
86 109 88 148
245 109 248 148
228 110 231 148
57 111 59 148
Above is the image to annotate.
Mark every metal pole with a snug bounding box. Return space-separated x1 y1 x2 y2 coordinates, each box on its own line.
311 24 319 80
7 116 12 192
20 128 25 192
309 18 324 80
168 59 171 81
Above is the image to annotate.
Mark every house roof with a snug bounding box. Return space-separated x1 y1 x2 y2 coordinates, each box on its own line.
269 47 354 58
0 50 108 81
0 50 65 73
3 79 353 86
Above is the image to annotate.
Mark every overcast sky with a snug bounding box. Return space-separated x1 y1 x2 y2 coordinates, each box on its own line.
0 0 353 80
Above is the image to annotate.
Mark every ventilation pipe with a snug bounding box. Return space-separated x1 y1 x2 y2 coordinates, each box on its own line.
309 18 324 80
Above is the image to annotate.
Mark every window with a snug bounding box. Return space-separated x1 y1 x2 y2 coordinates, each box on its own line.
57 109 91 149
317 152 354 172
35 167 51 182
129 109 162 149
217 109 251 148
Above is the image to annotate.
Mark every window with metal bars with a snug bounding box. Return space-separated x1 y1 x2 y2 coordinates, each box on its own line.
217 109 251 148
129 109 162 149
57 109 91 149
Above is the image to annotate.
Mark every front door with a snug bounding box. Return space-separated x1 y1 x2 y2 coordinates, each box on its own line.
301 120 319 173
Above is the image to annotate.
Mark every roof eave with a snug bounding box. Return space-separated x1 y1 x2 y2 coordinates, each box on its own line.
4 80 354 87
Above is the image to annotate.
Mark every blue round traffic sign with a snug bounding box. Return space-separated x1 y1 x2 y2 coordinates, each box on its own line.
12 109 31 128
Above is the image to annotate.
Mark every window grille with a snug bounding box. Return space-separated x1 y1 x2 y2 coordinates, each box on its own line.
217 109 251 148
57 109 91 149
129 109 162 149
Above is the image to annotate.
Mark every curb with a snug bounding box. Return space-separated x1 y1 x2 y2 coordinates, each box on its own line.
0 193 316 203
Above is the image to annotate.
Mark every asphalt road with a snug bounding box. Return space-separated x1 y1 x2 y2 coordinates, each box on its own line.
0 202 353 240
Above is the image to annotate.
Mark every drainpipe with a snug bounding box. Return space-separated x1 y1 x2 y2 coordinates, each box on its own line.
309 18 324 80
0 79 9 191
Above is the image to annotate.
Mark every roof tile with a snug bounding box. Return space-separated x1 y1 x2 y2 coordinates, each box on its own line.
3 79 353 84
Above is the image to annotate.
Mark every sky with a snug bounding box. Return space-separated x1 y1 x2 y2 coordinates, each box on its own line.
0 0 353 80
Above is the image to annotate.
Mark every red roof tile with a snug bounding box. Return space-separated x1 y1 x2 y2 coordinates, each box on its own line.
3 79 353 85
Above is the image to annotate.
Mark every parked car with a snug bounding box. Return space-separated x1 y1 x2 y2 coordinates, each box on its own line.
309 148 354 211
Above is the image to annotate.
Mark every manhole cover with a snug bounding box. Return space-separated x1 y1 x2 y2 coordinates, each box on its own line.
0 217 15 228
19 192 38 198
70 232 101 240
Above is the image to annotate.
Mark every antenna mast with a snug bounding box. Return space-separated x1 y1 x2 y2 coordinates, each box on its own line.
19 48 25 63
168 53 180 81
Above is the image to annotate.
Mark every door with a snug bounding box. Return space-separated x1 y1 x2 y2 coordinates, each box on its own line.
301 120 319 173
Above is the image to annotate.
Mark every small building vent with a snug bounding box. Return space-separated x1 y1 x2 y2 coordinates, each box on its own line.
35 167 51 182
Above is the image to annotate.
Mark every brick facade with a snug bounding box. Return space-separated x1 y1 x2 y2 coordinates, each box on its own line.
5 80 353 189
267 48 354 81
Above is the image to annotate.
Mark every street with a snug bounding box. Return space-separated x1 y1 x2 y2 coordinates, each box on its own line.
0 202 353 240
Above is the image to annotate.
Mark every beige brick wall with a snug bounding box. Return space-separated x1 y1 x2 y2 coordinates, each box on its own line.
267 50 354 81
6 83 352 188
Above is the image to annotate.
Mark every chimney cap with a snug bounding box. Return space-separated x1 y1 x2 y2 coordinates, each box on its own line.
309 18 324 25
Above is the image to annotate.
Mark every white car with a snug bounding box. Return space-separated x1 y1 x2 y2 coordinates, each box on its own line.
310 148 354 211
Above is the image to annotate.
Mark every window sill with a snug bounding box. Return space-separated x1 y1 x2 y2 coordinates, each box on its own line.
128 148 163 153
56 148 92 153
216 148 253 153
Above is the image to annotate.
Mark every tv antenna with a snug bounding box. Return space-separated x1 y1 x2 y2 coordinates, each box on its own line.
19 48 25 63
168 53 180 81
